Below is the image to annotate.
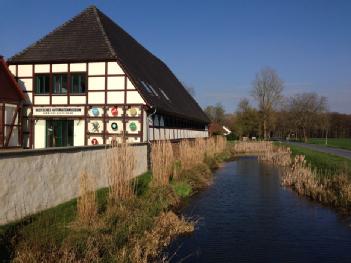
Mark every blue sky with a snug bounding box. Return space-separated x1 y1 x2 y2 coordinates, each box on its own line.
1 0 350 113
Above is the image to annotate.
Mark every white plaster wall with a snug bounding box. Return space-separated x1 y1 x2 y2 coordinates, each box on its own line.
52 64 68 73
34 64 50 73
107 91 124 104
52 96 68 105
127 91 145 104
107 76 124 90
70 63 86 72
88 92 105 104
88 62 105 75
17 65 32 77
107 62 124 75
34 120 46 148
34 96 50 105
70 96 86 104
0 144 148 224
74 120 85 146
88 77 105 90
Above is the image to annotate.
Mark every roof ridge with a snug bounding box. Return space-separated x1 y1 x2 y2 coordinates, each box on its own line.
93 7 117 59
9 5 103 62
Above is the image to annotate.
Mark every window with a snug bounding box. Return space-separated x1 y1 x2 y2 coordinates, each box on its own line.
35 74 50 94
52 74 67 94
147 83 159 96
160 88 170 101
71 73 86 94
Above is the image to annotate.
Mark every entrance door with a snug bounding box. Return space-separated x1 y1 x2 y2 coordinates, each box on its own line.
46 120 73 147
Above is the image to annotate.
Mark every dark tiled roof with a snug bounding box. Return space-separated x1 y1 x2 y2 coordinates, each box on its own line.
8 6 209 124
0 56 25 103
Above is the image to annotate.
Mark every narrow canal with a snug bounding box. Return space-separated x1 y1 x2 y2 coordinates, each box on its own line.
168 157 351 262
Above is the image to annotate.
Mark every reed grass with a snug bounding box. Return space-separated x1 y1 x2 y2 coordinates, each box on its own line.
281 155 351 210
4 137 230 262
151 140 174 186
178 136 227 171
106 142 136 202
76 171 97 225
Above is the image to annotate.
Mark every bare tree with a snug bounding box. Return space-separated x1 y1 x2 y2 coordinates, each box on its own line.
251 67 284 139
287 92 328 142
204 103 225 123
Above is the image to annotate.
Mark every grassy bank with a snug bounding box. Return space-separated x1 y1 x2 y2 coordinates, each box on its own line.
308 138 351 151
278 143 351 176
0 137 229 263
233 141 351 213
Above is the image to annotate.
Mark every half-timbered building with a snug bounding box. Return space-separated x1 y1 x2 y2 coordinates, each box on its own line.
0 55 25 149
7 6 209 149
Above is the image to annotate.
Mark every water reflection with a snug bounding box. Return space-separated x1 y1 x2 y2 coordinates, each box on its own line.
168 157 351 263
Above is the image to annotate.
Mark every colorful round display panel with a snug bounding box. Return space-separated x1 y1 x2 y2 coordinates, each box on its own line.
111 107 118 116
129 122 137 131
92 108 100 116
129 107 137 117
111 122 118 131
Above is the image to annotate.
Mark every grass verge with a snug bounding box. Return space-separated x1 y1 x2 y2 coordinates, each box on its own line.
308 138 351 151
279 142 351 176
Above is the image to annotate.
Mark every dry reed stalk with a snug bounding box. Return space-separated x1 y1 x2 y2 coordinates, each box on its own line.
106 142 136 202
177 136 227 171
77 171 97 225
178 140 200 170
233 141 274 154
151 140 174 185
120 211 194 263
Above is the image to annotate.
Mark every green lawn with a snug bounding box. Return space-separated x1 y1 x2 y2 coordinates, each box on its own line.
307 138 351 151
281 143 351 175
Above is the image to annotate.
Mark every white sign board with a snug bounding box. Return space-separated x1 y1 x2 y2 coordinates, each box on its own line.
33 106 85 116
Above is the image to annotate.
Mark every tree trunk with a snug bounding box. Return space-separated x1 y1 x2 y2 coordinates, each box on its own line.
263 119 267 140
303 128 307 143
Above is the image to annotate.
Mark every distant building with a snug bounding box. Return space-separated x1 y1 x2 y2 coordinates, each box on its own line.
0 55 25 149
7 6 209 149
209 122 231 136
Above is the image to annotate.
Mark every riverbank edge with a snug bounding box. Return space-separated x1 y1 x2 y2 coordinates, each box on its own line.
0 148 232 262
269 142 351 214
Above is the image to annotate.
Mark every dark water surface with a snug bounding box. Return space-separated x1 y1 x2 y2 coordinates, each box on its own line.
168 157 351 263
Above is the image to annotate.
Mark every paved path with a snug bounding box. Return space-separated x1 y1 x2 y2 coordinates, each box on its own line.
285 142 351 160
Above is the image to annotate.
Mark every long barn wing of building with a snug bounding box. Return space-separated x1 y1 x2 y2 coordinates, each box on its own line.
7 5 209 149
0 56 25 148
